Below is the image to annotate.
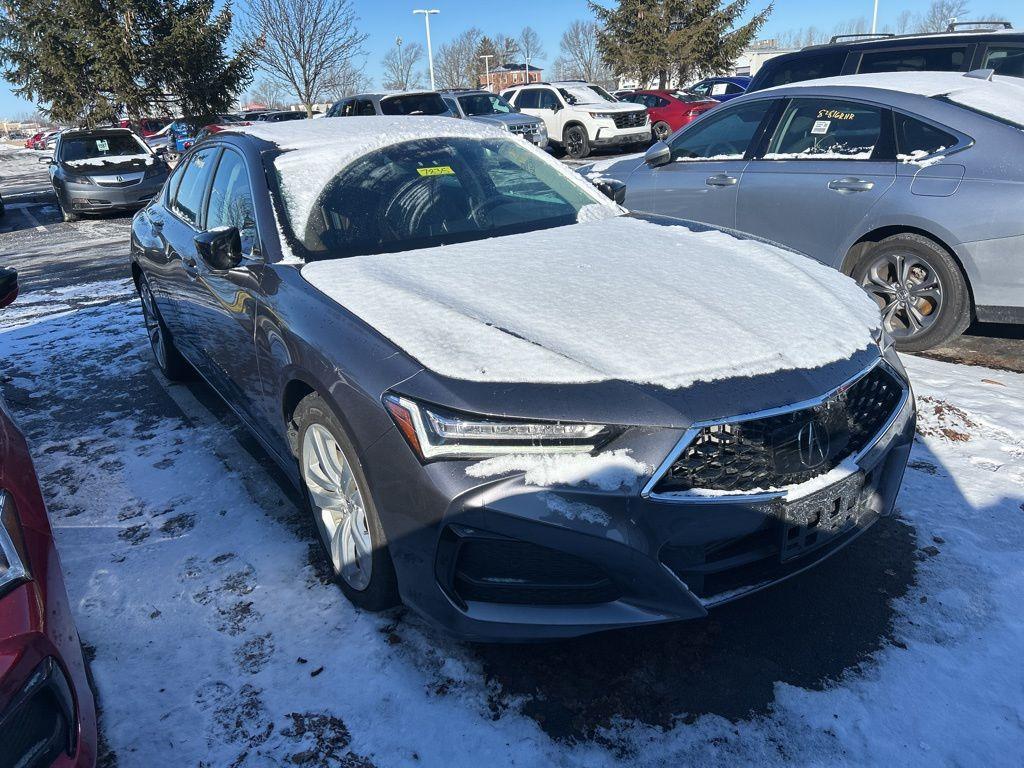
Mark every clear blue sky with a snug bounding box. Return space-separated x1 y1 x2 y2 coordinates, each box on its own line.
2 0 1021 117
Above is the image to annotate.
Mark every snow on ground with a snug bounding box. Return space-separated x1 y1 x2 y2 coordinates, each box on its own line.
1 277 1023 766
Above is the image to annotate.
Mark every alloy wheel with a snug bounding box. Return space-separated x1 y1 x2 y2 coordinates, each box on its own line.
566 127 585 157
860 251 944 339
301 423 373 591
653 121 671 142
139 282 168 369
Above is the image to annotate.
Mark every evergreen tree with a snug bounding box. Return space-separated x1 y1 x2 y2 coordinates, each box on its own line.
0 0 255 126
590 0 771 88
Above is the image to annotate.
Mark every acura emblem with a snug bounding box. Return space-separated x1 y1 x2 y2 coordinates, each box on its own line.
797 421 830 469
116 175 123 182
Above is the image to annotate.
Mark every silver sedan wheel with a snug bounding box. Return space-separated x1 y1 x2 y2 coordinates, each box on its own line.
139 282 168 369
860 251 943 339
301 424 373 591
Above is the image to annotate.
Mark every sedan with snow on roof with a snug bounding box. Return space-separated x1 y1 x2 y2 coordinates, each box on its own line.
46 127 170 222
588 70 1024 352
129 117 914 641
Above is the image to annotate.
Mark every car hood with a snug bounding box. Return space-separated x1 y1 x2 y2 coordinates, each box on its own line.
302 214 882 423
470 113 543 127
578 102 646 113
62 154 156 176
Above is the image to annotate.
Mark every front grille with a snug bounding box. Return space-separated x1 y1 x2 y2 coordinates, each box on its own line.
509 123 539 138
440 530 620 606
613 110 647 129
93 175 143 188
0 658 74 768
652 364 904 494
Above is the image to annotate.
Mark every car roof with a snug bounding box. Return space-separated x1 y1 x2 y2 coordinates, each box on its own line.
799 25 1020 52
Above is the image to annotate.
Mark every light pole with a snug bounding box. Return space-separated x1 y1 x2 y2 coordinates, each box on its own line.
480 54 493 91
396 36 404 89
413 9 440 90
871 0 879 33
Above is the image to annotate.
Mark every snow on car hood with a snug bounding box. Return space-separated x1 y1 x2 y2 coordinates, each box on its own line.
65 153 154 168
301 216 881 390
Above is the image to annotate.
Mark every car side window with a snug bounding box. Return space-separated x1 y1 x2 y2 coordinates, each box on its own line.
982 45 1024 77
516 89 541 109
893 113 958 160
356 99 376 116
171 146 219 225
669 99 774 161
765 99 884 160
857 45 968 74
755 50 847 89
536 89 560 110
205 149 258 253
165 156 189 207
442 96 460 116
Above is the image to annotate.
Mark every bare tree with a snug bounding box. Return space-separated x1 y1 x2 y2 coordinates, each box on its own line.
434 27 483 90
249 79 286 108
320 60 371 102
243 0 367 117
894 9 915 34
382 39 424 90
917 0 970 32
558 20 613 85
493 34 521 66
517 26 546 67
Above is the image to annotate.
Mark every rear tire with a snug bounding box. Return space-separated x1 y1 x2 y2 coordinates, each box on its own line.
138 275 192 381
293 393 400 612
563 125 591 159
849 233 970 353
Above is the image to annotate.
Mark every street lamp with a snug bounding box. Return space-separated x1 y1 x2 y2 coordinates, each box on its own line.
413 9 440 90
871 0 879 34
480 54 493 91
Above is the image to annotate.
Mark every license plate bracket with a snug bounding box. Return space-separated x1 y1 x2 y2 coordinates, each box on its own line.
780 472 865 562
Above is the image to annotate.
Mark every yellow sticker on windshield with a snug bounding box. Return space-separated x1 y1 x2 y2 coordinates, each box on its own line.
417 165 455 177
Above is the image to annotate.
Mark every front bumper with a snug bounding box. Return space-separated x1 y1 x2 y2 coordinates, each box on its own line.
366 369 916 642
61 176 165 212
592 125 652 147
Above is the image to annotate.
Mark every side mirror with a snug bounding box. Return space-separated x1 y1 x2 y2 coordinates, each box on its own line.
644 141 671 168
593 178 627 205
38 155 53 164
552 103 562 113
194 227 243 271
153 145 168 156
0 267 19 309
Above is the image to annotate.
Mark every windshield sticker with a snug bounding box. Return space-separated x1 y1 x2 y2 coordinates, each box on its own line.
417 165 455 177
817 108 855 121
811 120 831 135
96 139 109 152
711 83 728 96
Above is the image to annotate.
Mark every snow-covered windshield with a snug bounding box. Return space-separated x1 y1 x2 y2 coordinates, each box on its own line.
558 85 613 105
274 136 610 260
458 93 517 116
59 133 151 164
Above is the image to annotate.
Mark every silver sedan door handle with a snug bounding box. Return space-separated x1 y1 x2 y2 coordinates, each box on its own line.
828 177 875 193
705 174 738 187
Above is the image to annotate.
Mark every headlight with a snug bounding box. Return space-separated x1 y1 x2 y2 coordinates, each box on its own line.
0 491 30 598
589 112 616 120
537 123 547 135
384 394 613 460
64 172 93 185
498 123 510 132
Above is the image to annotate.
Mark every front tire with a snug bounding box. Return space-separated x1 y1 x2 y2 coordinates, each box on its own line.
138 275 192 380
850 233 970 353
563 125 591 159
652 120 672 143
294 393 399 611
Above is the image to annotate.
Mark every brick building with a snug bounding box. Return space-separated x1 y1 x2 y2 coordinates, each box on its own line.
480 64 543 92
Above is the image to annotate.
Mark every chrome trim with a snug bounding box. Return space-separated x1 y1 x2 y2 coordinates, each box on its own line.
641 356 910 503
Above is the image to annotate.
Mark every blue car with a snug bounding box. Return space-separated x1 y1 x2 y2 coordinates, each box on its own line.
686 76 751 102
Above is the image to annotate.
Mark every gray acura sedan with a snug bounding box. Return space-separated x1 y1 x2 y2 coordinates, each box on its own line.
130 117 914 641
585 71 1024 352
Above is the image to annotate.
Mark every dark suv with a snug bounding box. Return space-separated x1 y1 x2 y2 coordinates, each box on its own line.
748 23 1024 92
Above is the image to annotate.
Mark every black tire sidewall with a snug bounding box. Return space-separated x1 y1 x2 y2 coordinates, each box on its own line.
564 125 590 159
852 234 970 353
293 393 399 612
138 274 192 380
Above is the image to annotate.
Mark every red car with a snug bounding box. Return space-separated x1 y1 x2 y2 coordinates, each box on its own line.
616 89 719 142
24 131 45 149
117 118 167 138
0 269 97 767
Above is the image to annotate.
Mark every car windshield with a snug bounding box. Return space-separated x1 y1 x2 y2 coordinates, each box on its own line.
273 136 605 260
458 93 518 116
380 93 449 115
60 133 150 163
558 85 611 105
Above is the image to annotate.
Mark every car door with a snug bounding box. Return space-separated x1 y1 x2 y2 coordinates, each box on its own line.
155 145 220 356
736 96 897 267
187 145 267 430
633 98 777 229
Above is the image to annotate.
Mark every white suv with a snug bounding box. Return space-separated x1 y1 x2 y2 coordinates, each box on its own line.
501 81 650 159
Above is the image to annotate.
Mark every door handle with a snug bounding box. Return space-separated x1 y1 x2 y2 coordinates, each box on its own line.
705 174 738 187
828 177 875 193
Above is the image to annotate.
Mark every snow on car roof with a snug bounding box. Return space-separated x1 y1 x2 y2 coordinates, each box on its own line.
772 71 1024 127
238 116 610 239
302 216 881 390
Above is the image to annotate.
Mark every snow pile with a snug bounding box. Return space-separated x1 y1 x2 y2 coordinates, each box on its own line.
240 116 616 238
302 216 881 389
65 154 153 167
466 450 650 491
783 71 1024 128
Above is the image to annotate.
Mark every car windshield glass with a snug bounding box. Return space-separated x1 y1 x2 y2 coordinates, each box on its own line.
380 93 449 115
558 85 608 105
458 93 517 115
589 85 618 101
60 133 149 163
273 136 605 260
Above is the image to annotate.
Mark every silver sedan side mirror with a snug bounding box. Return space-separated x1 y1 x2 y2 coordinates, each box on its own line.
644 141 671 168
